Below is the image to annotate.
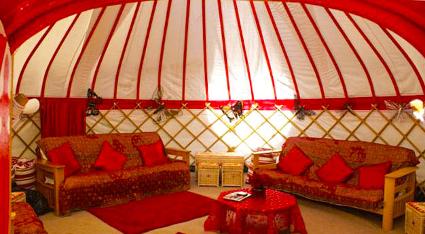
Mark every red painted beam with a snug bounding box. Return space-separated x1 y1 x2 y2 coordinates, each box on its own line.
181 0 190 101
217 0 231 100
157 0 173 92
201 0 209 101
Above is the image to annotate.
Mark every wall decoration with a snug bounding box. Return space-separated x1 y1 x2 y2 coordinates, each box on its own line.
384 100 410 121
220 101 244 122
149 89 180 123
86 88 102 116
294 96 315 120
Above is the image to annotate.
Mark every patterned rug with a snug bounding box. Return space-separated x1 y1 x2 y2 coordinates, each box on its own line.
88 191 214 234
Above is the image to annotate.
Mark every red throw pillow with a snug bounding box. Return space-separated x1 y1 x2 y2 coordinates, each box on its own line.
358 161 392 190
94 141 127 171
316 154 353 183
277 146 313 175
47 142 81 177
137 140 169 167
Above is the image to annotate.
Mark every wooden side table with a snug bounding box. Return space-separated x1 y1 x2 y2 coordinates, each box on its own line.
406 202 425 234
195 152 245 187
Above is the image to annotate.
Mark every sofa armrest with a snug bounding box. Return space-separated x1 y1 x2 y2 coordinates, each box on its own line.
251 149 281 170
382 167 416 231
166 147 191 167
35 159 65 216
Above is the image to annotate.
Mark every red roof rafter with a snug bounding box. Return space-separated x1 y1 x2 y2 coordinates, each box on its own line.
114 2 141 99
181 0 190 101
201 0 209 101
217 0 231 101
157 0 173 93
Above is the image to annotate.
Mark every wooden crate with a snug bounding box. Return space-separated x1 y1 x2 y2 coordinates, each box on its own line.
197 162 220 187
222 163 244 187
405 202 425 234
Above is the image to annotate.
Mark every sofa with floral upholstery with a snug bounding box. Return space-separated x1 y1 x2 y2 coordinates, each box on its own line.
251 137 419 231
35 132 190 215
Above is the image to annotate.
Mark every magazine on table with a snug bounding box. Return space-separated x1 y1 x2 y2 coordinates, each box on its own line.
223 191 252 202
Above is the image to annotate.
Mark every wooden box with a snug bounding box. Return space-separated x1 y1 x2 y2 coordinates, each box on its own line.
222 163 244 187
197 162 220 187
405 202 425 234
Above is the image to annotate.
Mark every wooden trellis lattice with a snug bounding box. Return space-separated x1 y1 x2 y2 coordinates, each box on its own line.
11 104 425 192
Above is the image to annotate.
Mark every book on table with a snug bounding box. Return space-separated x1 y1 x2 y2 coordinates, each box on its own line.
223 191 252 202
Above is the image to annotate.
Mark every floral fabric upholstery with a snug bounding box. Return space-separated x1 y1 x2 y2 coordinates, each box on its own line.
12 202 47 234
37 132 190 214
253 137 419 210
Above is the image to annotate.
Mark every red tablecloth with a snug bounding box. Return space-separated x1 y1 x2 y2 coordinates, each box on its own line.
204 189 307 234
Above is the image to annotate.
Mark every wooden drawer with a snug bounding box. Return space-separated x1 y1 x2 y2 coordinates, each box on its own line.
405 202 425 234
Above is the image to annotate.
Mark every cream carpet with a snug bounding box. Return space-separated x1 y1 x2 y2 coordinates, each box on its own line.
39 174 404 234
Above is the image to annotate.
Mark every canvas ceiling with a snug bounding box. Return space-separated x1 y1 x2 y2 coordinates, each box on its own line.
11 0 425 107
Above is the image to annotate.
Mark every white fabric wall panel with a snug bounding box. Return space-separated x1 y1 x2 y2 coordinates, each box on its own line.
271 3 321 99
351 15 421 95
139 1 168 100
44 12 93 97
238 1 275 100
332 11 395 97
117 2 152 99
290 3 342 98
95 5 136 99
205 0 228 101
255 3 295 100
221 0 251 101
70 7 120 97
161 0 185 101
308 5 371 97
13 29 46 91
185 0 206 100
390 32 425 91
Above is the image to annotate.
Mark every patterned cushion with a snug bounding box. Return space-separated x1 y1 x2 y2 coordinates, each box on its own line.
59 161 190 213
37 133 162 173
12 202 47 234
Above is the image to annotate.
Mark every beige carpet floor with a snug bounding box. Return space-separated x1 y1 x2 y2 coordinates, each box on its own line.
40 174 404 234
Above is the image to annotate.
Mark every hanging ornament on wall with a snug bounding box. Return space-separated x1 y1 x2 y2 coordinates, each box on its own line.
294 95 315 120
220 101 244 122
149 89 180 123
86 88 102 116
384 100 410 121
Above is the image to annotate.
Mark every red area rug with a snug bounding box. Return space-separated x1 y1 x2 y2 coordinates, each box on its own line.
88 191 214 234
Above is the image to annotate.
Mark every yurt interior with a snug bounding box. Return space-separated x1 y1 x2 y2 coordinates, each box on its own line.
1 0 425 233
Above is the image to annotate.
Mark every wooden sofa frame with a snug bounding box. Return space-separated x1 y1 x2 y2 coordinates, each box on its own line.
35 147 191 216
251 150 417 232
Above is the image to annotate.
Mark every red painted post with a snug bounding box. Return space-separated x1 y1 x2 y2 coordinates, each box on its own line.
0 32 11 234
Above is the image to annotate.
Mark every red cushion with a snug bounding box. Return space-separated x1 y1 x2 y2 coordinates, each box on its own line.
47 142 81 177
316 154 353 183
94 141 127 171
277 146 313 175
358 161 392 189
137 140 169 167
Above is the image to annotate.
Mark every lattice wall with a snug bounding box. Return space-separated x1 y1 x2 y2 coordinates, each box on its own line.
12 104 425 184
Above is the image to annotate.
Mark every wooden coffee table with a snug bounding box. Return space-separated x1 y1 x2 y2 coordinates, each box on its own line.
204 188 307 234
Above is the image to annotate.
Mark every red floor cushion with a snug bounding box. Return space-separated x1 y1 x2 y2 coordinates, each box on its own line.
358 161 392 189
12 202 47 234
47 142 81 177
316 154 353 184
94 141 127 171
277 146 313 175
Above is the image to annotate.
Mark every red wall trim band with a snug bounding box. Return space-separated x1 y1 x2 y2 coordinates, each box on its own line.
382 27 425 95
264 1 299 99
181 0 190 101
91 4 125 91
346 13 401 97
157 0 173 92
283 1 325 99
114 2 141 99
34 95 425 111
302 4 348 99
217 0 231 101
249 0 277 100
136 0 157 100
40 14 80 98
201 0 209 101
16 25 54 94
232 0 255 100
325 8 376 98
66 7 106 97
